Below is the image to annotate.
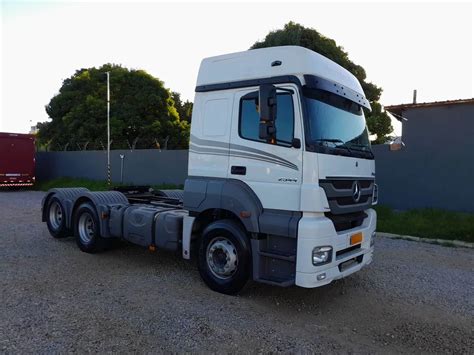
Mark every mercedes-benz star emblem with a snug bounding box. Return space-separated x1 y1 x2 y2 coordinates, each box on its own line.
352 181 361 203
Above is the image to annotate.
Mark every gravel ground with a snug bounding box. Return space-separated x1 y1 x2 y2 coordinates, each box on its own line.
0 191 473 353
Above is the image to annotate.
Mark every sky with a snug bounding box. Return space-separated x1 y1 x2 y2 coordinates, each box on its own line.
1 0 473 135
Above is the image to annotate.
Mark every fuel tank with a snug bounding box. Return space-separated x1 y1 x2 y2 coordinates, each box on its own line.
109 204 188 251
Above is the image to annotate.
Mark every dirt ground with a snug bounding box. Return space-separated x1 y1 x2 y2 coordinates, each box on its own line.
1 191 473 353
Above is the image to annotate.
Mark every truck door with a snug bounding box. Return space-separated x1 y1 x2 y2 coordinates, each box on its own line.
228 84 303 211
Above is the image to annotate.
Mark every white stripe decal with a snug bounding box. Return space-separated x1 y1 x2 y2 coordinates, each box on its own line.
190 136 298 171
190 144 298 171
190 143 295 168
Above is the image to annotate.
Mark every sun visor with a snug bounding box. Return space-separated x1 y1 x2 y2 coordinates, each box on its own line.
304 75 371 111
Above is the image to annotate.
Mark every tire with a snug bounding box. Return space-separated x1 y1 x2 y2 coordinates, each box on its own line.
46 196 68 238
198 219 251 295
73 202 109 253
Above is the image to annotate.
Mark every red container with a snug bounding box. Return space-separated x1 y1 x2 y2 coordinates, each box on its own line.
0 132 35 187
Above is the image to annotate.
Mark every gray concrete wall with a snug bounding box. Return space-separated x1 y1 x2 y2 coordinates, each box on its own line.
36 149 188 186
373 103 474 212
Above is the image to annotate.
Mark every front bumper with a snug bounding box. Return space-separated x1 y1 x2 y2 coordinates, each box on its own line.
295 209 376 288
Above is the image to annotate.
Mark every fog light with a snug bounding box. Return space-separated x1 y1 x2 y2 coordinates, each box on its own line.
317 273 327 281
312 246 332 266
372 183 378 205
371 231 376 246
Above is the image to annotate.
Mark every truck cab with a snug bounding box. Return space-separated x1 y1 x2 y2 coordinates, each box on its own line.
185 46 376 290
42 46 377 295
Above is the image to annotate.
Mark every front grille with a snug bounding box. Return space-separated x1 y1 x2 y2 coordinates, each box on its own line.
325 211 367 232
336 195 370 206
320 178 374 215
331 180 372 190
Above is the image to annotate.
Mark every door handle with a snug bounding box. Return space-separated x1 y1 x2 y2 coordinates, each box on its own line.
231 166 246 175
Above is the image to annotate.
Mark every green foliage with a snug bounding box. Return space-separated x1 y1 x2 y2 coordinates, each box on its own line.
251 22 393 143
38 64 190 150
366 102 393 144
375 205 474 242
171 92 193 123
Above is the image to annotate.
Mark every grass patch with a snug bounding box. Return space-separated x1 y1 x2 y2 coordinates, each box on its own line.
375 205 474 243
35 177 183 192
36 177 112 191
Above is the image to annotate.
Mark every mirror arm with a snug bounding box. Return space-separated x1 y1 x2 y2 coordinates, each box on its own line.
258 84 278 141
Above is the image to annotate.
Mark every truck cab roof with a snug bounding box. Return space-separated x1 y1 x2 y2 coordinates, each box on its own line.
196 45 365 99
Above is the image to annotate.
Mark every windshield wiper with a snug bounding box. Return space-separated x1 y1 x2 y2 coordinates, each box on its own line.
349 143 375 158
314 138 353 154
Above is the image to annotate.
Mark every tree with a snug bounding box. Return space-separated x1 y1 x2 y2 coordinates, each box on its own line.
171 92 193 123
38 64 190 150
251 22 393 144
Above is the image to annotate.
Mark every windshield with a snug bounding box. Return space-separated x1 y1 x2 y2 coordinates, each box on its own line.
304 87 372 158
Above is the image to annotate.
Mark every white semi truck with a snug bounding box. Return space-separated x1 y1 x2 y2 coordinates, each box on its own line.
42 46 377 294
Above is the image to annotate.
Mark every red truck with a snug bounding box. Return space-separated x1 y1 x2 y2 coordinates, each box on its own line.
0 132 36 187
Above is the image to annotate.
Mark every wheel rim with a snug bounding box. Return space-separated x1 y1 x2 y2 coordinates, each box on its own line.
78 212 95 244
49 201 63 230
206 237 238 279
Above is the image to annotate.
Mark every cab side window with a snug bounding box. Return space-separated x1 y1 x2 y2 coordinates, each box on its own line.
239 93 294 147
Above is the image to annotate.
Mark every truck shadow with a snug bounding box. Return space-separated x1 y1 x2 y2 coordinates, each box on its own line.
241 277 360 309
51 232 367 311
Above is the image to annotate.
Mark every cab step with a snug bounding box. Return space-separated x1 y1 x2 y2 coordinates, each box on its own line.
251 235 297 287
257 276 295 287
259 249 296 262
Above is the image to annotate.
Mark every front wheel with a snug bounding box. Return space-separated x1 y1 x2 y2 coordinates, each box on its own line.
198 219 251 295
73 202 109 253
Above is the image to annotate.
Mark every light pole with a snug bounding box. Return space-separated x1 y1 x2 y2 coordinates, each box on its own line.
120 154 125 184
106 71 111 186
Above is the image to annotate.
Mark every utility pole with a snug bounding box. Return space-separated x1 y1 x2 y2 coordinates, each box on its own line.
106 72 111 186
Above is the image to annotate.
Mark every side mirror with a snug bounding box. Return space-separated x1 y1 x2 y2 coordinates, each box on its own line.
258 84 277 141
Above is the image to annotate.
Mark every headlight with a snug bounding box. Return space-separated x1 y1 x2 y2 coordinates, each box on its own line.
312 246 333 266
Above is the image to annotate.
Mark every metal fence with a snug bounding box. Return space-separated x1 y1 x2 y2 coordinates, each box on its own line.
36 149 188 186
36 137 181 152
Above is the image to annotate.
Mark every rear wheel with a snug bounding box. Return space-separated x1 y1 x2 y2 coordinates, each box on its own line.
74 202 108 253
46 196 68 238
198 219 251 295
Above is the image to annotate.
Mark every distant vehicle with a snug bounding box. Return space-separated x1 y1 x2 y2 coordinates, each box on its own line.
41 46 377 294
0 132 35 187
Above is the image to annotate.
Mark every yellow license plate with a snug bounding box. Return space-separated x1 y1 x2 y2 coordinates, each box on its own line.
350 232 363 245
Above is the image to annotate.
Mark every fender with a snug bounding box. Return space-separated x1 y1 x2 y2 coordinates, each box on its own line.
184 177 301 238
42 188 90 228
184 177 262 233
70 191 129 238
